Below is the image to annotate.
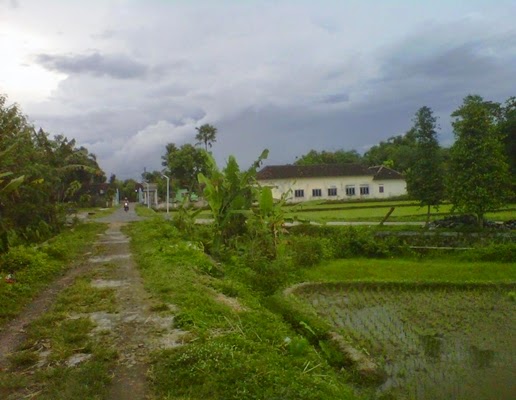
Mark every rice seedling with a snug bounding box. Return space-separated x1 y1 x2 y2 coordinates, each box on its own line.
296 283 515 399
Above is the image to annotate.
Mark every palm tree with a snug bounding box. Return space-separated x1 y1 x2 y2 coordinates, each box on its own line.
195 124 217 151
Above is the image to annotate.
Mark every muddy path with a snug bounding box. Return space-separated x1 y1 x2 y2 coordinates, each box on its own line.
0 205 182 399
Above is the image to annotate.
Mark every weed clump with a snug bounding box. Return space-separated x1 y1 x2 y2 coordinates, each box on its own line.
0 245 48 273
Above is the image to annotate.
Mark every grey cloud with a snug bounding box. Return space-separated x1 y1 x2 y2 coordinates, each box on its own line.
384 42 496 81
359 28 516 119
148 83 190 98
16 2 516 181
321 93 349 104
35 52 148 79
0 0 19 9
214 104 412 170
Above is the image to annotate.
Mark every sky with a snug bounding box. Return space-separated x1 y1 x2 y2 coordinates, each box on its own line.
1 0 515 180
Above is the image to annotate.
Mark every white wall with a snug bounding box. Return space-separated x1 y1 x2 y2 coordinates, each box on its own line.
258 176 407 203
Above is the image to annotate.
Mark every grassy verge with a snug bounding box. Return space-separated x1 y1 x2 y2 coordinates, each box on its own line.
126 218 359 400
0 272 118 399
135 204 157 217
303 258 516 284
0 223 105 328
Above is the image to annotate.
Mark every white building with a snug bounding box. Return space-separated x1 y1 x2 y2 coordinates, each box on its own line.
256 164 406 203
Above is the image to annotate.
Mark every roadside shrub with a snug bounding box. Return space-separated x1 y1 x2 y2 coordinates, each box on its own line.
0 245 48 273
41 240 69 261
290 236 323 267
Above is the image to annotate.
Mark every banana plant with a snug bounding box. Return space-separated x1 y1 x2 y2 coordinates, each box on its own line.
0 144 25 195
198 149 268 251
254 185 291 251
0 172 25 195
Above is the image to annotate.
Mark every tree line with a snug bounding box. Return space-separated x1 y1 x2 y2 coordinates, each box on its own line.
153 95 514 227
0 95 107 253
2 90 512 257
296 95 515 227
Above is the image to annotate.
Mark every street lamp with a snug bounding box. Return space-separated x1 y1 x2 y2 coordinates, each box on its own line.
161 173 170 216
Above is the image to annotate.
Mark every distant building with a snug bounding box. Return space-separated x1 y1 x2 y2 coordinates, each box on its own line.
140 183 159 206
256 164 406 203
174 189 199 203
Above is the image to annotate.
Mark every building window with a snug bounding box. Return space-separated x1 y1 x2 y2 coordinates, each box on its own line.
294 189 304 198
345 186 355 196
379 185 384 193
312 188 322 197
360 185 370 195
328 188 337 196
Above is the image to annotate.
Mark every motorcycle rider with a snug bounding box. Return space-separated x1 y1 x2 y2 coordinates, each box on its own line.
124 197 129 212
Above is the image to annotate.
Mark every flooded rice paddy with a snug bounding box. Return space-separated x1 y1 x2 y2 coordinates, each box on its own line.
296 283 516 399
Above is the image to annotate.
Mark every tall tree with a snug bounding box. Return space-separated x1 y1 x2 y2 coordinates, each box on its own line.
295 149 363 165
405 106 445 226
363 129 418 172
0 95 106 251
161 143 208 193
498 97 516 186
448 95 511 227
195 124 217 151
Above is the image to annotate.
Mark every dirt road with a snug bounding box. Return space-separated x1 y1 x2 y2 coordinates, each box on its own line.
0 205 177 399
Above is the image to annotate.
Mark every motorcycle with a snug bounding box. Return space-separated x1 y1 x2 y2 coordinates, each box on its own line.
124 202 129 212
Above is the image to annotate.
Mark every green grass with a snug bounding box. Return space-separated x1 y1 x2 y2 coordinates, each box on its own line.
182 199 515 223
298 284 515 399
0 273 117 399
135 203 157 217
303 258 516 284
0 223 106 328
126 218 359 400
286 204 516 223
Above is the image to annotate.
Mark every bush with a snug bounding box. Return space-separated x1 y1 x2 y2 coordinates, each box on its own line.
461 243 516 262
41 240 69 261
290 236 324 267
288 226 396 259
0 245 48 273
238 240 293 295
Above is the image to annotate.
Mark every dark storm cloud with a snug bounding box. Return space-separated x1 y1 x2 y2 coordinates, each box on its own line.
214 29 516 171
356 31 516 124
10 1 514 180
35 52 148 79
383 42 497 81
